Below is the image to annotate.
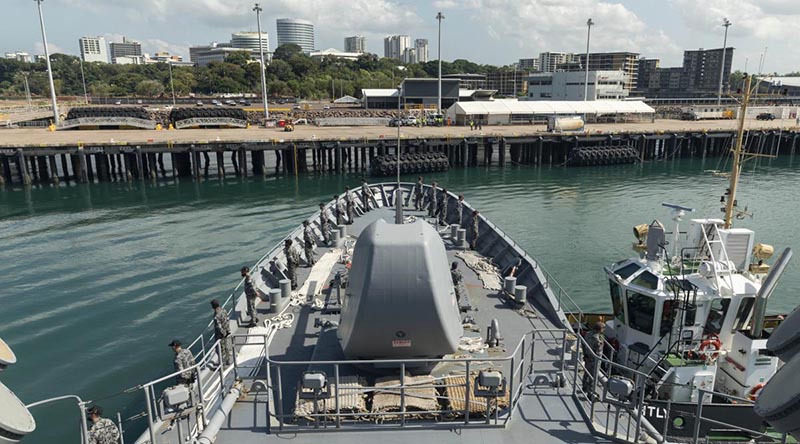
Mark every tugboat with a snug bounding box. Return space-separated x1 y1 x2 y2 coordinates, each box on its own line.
602 75 795 441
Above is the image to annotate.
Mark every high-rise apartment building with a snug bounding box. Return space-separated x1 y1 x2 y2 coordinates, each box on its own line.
79 36 109 63
276 18 315 53
110 37 142 64
414 39 429 63
518 58 539 71
384 35 410 60
681 47 734 93
575 52 639 92
538 52 575 72
344 36 366 54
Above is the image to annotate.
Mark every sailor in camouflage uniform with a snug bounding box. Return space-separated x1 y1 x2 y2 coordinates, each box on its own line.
169 340 196 385
335 194 347 226
469 210 480 250
319 203 331 245
582 322 606 397
211 299 233 366
344 186 356 224
456 194 465 226
302 220 316 267
361 179 377 212
413 176 424 210
450 261 464 302
284 239 301 290
86 405 120 444
241 266 260 325
427 181 438 217
436 188 449 226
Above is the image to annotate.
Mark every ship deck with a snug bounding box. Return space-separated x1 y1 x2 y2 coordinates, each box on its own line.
134 184 635 444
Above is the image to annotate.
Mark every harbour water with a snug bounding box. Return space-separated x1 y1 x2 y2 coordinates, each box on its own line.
2 156 800 443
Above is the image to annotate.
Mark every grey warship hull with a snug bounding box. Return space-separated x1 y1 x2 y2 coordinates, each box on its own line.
128 183 681 444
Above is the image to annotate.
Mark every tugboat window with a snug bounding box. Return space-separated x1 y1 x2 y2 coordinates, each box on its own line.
609 281 626 323
626 291 656 335
704 298 731 335
733 297 755 332
631 270 659 290
615 263 641 280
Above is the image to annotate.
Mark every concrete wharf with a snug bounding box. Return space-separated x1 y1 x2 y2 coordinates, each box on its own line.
1 119 798 186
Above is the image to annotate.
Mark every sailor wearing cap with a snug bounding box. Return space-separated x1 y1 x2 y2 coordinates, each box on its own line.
86 405 120 444
169 339 196 385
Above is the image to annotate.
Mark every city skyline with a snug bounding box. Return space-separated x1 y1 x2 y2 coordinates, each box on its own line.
1 0 798 72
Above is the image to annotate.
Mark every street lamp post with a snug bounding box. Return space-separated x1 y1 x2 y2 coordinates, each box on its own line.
717 18 731 105
583 18 594 101
34 0 59 125
254 3 269 124
167 62 176 106
436 12 445 115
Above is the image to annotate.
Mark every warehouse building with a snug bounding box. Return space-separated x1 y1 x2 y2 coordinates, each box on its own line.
525 71 629 101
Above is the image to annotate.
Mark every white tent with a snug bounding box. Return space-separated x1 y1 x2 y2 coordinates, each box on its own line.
446 100 655 125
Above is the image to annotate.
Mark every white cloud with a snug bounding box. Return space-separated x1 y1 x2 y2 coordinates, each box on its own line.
437 0 681 59
669 0 800 73
34 41 66 55
62 0 420 34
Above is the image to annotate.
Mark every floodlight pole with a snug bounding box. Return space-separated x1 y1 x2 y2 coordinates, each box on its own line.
35 0 59 125
254 3 269 123
436 12 445 114
717 18 731 105
583 18 594 101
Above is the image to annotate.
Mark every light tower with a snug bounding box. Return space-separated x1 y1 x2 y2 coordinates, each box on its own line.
436 12 445 114
717 18 732 105
254 3 269 123
583 18 595 101
34 0 60 125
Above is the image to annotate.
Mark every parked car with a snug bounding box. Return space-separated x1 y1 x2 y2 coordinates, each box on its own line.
114 100 122 105
402 116 418 126
225 100 237 106
757 112 776 121
388 118 402 127
196 101 203 106
323 105 331 110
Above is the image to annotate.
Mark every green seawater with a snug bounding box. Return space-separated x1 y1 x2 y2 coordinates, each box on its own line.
2 157 800 443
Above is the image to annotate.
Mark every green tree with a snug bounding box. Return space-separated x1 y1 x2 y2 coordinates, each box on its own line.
135 79 165 97
274 44 303 62
225 51 253 67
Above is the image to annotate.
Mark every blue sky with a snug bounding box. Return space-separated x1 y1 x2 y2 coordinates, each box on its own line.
2 0 798 73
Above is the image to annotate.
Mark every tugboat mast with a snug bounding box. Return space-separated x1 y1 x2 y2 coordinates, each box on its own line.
723 74 753 229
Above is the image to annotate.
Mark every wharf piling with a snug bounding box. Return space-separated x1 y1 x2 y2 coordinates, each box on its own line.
1 130 798 187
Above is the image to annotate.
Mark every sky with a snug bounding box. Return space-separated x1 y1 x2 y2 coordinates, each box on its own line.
2 0 798 73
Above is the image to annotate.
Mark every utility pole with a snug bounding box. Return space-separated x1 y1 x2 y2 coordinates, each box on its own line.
436 12 445 114
167 62 176 106
254 3 269 123
34 0 59 125
717 18 731 105
583 18 594 101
